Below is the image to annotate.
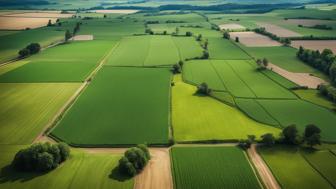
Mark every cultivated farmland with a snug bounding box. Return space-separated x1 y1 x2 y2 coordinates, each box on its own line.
51 67 171 145
171 146 262 189
291 40 336 54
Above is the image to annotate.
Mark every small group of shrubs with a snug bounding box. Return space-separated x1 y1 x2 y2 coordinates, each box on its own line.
297 46 336 84
256 58 269 70
239 124 322 149
318 84 336 104
12 142 70 172
196 82 211 95
18 43 41 58
223 31 230 39
118 144 151 177
298 24 332 30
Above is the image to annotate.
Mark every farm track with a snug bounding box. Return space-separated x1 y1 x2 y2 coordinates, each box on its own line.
247 144 281 189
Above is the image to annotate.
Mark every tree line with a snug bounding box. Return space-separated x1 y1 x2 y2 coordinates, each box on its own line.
18 43 41 58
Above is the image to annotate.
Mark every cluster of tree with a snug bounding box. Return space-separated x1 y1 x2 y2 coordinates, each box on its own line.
196 34 202 41
235 37 239 43
118 144 150 177
211 24 220 31
145 28 154 35
186 31 193 37
65 30 73 42
18 43 41 58
196 82 211 95
180 25 203 28
73 22 81 35
145 20 159 24
223 31 230 39
254 27 291 46
166 20 185 23
318 84 336 104
171 62 182 74
297 47 336 83
12 142 70 172
256 58 269 70
298 24 332 30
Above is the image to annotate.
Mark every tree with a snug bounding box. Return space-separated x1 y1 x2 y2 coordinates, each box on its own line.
223 31 230 39
57 142 70 161
261 133 275 147
235 37 239 43
203 39 208 50
175 27 179 35
304 124 321 148
201 50 209 59
283 38 291 46
196 82 211 95
172 64 181 74
103 14 107 18
238 135 255 149
37 152 54 171
47 19 53 27
73 22 81 35
65 30 72 42
163 30 167 35
26 43 41 54
178 60 184 68
18 48 30 58
196 34 202 41
281 125 300 145
186 31 193 36
262 58 269 68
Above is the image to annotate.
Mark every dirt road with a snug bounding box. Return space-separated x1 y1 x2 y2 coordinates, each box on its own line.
134 148 173 189
247 144 280 189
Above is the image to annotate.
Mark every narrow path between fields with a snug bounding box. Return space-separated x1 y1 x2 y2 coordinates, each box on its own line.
247 144 281 189
268 63 326 89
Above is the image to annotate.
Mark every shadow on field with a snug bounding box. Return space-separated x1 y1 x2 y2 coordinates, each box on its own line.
0 164 46 183
109 166 132 182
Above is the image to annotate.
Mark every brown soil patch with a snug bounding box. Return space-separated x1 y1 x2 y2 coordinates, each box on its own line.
291 40 336 54
92 9 139 14
247 144 281 189
0 17 57 30
230 31 281 47
268 63 326 89
135 148 173 189
284 19 335 26
219 23 245 30
257 22 302 37
71 35 94 41
4 12 73 18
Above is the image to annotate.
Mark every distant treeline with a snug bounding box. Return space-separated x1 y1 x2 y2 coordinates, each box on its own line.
0 0 50 6
102 3 301 13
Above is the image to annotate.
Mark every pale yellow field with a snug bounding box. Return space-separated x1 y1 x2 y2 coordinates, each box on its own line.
4 12 73 18
219 23 245 30
230 31 281 47
0 17 57 30
292 40 336 54
257 22 302 37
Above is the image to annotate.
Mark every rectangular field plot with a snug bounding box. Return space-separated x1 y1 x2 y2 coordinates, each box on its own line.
0 83 80 144
183 59 297 99
171 146 262 189
292 40 336 54
172 75 280 142
51 67 171 146
230 32 281 47
0 145 134 189
303 151 336 187
257 99 336 142
208 37 251 59
0 16 57 30
107 35 200 66
0 41 115 82
259 146 332 189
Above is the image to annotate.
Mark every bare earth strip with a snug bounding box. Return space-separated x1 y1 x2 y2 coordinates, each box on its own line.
91 9 139 14
247 144 281 189
219 23 245 30
71 35 94 41
257 22 302 37
135 148 173 189
291 40 336 54
230 32 281 47
0 17 57 30
268 63 326 89
3 12 73 18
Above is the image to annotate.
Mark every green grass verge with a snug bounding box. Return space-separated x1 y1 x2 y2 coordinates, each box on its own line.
171 146 262 189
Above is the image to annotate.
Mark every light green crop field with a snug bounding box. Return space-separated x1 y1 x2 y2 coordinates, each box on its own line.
259 146 333 189
257 99 336 142
0 83 80 145
0 145 134 189
0 41 115 82
294 89 336 110
303 150 336 187
171 146 262 189
107 35 201 66
183 59 297 99
51 67 171 146
172 75 280 142
262 70 298 89
208 37 251 59
0 61 29 76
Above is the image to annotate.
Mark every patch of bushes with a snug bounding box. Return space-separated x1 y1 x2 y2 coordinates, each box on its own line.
18 43 41 58
298 24 332 30
196 82 211 95
318 84 336 103
12 142 70 172
118 144 150 177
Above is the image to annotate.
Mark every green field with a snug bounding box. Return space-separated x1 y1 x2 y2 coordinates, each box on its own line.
171 146 262 189
51 67 171 145
294 89 336 109
0 41 115 82
0 145 134 189
107 35 202 67
183 59 297 99
172 75 280 141
262 70 298 89
259 146 333 189
303 150 336 187
0 83 80 145
208 37 251 59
